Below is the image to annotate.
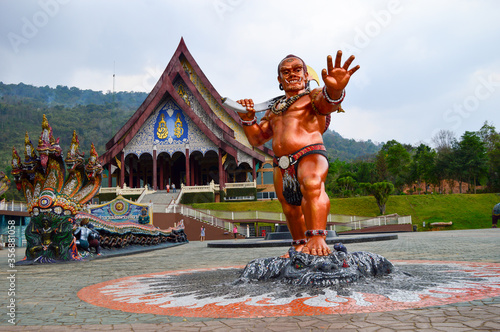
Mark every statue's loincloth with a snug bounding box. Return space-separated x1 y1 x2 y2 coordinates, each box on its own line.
273 144 328 206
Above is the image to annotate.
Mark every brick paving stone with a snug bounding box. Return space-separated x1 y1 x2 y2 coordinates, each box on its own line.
432 326 471 332
266 322 302 331
129 326 165 332
199 326 231 332
297 320 319 328
349 321 379 328
160 327 200 332
462 319 486 328
108 327 133 332
322 321 351 329
484 321 500 330
352 326 380 332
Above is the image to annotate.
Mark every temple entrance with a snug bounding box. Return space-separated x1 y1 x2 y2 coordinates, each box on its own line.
116 149 226 190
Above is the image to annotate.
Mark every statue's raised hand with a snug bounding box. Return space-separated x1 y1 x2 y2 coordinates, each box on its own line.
236 99 256 121
321 51 360 97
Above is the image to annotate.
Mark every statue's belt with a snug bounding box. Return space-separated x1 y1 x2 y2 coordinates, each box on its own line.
273 144 327 170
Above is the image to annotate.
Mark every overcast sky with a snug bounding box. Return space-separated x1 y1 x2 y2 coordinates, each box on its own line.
1 0 499 146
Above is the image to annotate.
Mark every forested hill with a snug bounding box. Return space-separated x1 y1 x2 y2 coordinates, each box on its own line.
0 82 147 108
0 82 147 174
0 82 381 174
323 129 381 161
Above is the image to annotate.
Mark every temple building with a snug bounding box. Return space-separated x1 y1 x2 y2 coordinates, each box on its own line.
99 38 275 198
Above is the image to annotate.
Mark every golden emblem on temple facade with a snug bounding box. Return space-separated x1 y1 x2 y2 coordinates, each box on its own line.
174 113 184 138
177 85 191 106
157 114 168 139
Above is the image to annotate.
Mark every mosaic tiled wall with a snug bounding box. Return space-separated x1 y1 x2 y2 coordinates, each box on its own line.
173 78 225 144
123 98 218 158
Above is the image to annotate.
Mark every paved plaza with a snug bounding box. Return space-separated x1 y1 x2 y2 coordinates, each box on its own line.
1 229 500 331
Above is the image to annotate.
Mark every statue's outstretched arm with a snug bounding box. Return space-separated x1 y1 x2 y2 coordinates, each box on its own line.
315 51 360 115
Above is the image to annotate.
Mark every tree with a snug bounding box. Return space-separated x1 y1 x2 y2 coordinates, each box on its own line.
360 182 395 215
375 151 388 182
454 131 488 194
478 121 500 192
410 144 437 193
431 129 455 153
383 140 411 193
353 160 376 184
337 176 356 197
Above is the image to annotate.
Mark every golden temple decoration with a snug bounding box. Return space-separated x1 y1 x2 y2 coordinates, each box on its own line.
174 113 184 138
177 85 191 106
157 114 168 139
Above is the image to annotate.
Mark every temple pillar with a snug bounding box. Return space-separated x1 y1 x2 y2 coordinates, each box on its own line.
218 148 225 188
153 146 157 190
185 145 190 186
252 159 257 181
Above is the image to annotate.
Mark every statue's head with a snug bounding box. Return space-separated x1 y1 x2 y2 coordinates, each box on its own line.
277 55 309 92
282 249 394 286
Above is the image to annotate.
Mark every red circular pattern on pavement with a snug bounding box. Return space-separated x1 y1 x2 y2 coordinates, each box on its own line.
78 260 500 318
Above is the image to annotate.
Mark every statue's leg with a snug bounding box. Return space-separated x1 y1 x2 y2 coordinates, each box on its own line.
273 167 307 253
52 244 60 258
297 154 331 256
29 245 42 258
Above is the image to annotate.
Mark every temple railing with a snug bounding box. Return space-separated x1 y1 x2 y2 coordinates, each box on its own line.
99 184 152 197
179 180 257 193
331 214 412 232
0 200 27 212
225 181 257 189
201 209 412 233
169 204 243 233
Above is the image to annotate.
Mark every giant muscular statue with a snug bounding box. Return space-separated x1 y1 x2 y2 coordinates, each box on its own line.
235 51 359 256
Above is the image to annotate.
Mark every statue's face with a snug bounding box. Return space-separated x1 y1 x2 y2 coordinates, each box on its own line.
281 250 394 286
278 57 307 92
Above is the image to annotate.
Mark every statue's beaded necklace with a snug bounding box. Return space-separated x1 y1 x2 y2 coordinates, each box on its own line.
271 89 310 115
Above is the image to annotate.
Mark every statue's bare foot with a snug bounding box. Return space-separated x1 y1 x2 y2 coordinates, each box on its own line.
281 244 305 258
302 236 332 256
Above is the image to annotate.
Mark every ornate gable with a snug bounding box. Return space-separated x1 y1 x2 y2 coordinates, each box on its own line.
100 37 272 167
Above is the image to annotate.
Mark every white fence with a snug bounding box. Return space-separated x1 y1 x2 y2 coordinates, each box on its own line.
99 184 150 197
202 209 375 223
330 214 412 232
199 209 411 233
169 204 245 234
0 200 27 212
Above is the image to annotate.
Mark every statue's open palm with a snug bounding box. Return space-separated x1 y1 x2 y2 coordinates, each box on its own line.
321 51 360 93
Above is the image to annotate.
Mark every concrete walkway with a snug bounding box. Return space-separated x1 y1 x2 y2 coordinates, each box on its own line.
1 229 499 331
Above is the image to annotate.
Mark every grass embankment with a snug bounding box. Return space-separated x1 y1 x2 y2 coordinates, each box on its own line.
191 193 500 231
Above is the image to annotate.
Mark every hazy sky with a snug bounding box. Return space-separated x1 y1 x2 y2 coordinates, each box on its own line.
1 0 499 146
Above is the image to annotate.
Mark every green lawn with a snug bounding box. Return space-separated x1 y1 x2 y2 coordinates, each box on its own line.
192 193 500 231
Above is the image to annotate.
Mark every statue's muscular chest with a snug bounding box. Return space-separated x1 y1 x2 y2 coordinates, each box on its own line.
268 98 321 153
268 97 317 133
